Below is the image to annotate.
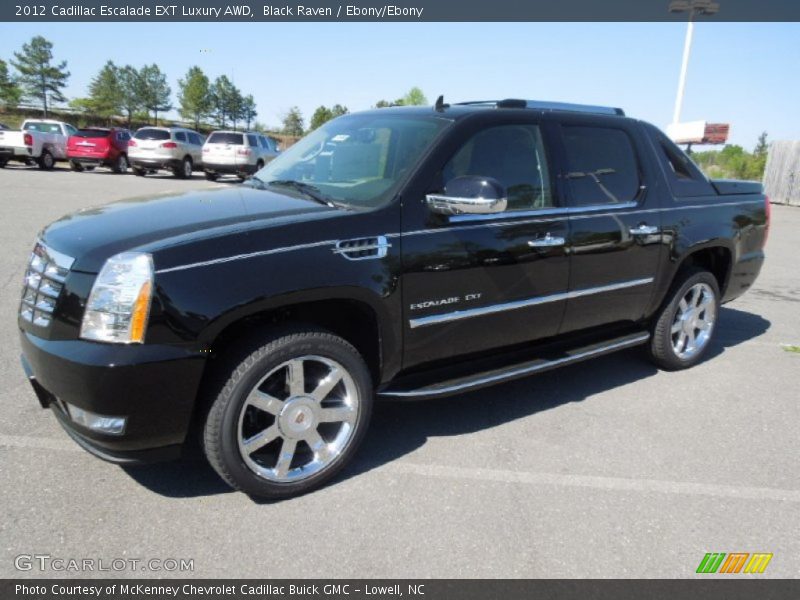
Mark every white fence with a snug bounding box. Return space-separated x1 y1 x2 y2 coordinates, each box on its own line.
763 141 800 206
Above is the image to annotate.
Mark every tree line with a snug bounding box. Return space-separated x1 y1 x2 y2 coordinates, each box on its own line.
0 36 431 137
691 132 769 181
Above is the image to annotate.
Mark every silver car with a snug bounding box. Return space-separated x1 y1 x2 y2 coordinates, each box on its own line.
202 131 280 181
129 126 204 178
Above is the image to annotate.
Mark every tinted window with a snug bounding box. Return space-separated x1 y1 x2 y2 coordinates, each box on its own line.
259 136 269 149
562 126 640 205
76 129 110 139
444 124 553 211
188 133 202 145
175 131 187 142
247 134 258 147
645 125 714 198
135 128 170 141
208 132 244 145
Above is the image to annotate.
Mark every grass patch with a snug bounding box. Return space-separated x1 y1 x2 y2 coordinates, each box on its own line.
781 344 800 354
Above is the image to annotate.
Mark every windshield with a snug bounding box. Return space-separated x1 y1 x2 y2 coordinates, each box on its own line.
253 113 451 209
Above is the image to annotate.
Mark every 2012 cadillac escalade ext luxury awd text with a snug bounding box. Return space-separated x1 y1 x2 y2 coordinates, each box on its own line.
19 99 769 498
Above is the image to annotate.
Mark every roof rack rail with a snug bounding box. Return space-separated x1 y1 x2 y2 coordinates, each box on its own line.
456 99 625 117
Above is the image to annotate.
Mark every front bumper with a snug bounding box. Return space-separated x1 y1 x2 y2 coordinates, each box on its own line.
20 330 206 463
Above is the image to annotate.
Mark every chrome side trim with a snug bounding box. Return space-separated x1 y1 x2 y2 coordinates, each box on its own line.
449 201 638 223
155 240 337 274
409 277 654 329
379 333 651 398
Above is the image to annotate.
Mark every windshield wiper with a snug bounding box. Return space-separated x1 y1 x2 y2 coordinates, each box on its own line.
266 179 341 209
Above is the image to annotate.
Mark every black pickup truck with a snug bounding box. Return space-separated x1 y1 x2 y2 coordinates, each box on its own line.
19 99 769 498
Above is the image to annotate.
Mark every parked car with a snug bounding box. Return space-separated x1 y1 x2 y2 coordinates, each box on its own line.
19 99 769 499
0 119 77 169
67 127 132 174
202 131 280 181
128 126 204 178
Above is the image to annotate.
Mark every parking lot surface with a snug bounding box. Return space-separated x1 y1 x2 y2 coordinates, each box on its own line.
1 164 798 578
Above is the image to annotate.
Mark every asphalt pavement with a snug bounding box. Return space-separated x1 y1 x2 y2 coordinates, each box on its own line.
0 163 797 578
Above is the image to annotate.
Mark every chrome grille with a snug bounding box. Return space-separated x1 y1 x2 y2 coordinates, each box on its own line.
20 242 74 328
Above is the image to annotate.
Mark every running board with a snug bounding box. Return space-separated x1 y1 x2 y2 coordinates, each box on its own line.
378 332 650 400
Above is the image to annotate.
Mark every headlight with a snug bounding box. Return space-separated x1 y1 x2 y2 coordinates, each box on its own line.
80 252 154 344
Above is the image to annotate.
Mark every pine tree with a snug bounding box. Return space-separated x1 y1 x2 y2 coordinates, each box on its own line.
87 61 123 123
178 66 211 129
0 59 22 108
118 65 143 128
11 36 70 116
139 64 171 125
281 107 304 137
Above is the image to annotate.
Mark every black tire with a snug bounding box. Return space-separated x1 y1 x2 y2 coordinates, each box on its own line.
133 167 146 177
38 150 54 170
113 154 128 174
174 156 192 179
0 160 6 168
204 171 218 181
648 268 720 371
69 161 83 172
203 327 373 499
256 159 264 170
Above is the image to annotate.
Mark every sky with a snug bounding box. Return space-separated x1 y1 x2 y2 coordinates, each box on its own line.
1 22 798 148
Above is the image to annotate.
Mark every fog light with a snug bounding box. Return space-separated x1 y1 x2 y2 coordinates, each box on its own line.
66 403 126 435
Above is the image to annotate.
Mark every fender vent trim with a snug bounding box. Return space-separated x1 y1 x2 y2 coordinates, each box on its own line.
332 236 391 261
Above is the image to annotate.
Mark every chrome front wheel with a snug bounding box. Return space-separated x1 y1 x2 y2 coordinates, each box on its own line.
237 355 360 483
204 328 373 498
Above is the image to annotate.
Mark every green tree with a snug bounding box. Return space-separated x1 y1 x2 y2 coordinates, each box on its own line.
400 87 427 106
240 94 257 130
281 107 304 137
118 65 143 128
310 105 333 130
87 61 123 123
374 99 393 108
177 66 211 129
138 64 171 125
0 59 22 108
331 104 348 118
209 75 239 129
11 36 70 116
754 131 769 158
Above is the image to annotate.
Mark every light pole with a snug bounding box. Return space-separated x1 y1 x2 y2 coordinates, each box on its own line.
669 0 720 125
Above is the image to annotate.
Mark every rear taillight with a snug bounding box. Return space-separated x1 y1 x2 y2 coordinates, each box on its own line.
161 142 178 149
128 139 137 147
236 147 251 156
23 133 33 146
763 195 771 248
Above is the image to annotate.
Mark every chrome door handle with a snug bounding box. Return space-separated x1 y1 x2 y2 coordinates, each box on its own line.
528 233 565 248
629 224 659 235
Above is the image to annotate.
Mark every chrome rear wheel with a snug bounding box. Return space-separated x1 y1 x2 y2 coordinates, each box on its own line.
670 282 716 360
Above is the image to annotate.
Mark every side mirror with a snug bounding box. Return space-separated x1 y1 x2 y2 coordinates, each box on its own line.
426 176 507 215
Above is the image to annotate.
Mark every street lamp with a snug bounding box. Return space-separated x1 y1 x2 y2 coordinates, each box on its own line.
669 0 720 125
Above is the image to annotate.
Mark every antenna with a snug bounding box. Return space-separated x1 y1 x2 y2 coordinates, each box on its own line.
434 95 448 112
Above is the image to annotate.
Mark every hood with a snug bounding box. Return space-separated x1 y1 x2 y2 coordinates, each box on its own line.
41 186 335 272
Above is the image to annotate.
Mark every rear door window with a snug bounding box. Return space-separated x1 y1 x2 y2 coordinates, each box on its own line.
135 128 170 141
188 133 202 146
247 134 258 147
208 132 244 145
561 126 641 206
175 131 187 142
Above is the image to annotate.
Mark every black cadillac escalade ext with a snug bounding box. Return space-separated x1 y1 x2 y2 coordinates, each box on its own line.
19 99 769 498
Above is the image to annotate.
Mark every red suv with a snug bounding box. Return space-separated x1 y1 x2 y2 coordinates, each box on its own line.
67 128 131 173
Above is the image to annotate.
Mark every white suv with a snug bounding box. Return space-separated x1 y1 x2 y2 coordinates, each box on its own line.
129 126 204 178
202 131 280 181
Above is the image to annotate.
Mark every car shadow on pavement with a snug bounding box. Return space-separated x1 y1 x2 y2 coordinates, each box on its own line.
122 306 769 501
